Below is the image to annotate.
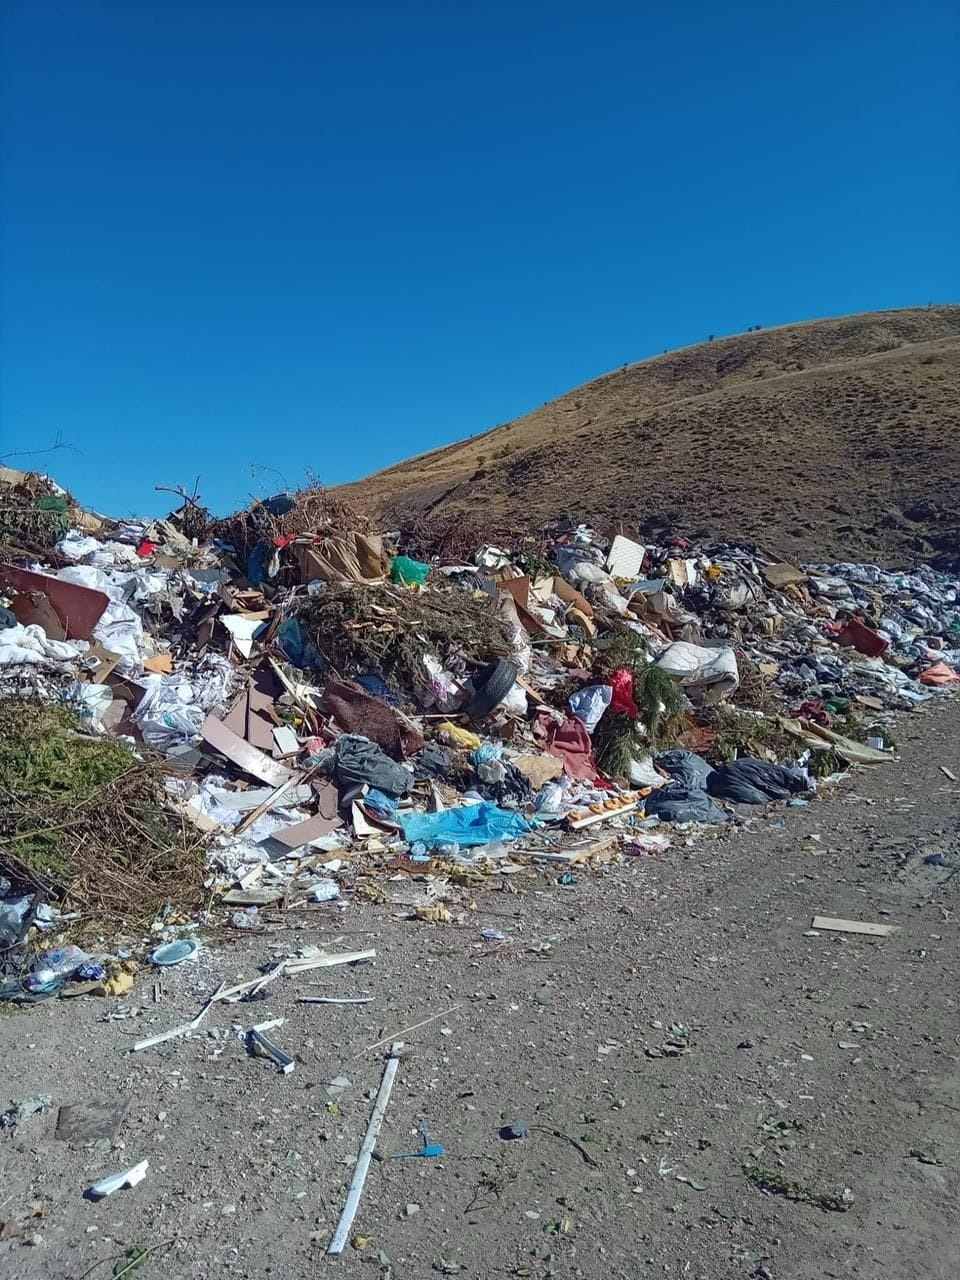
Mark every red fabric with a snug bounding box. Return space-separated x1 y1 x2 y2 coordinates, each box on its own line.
919 661 960 686
137 539 158 557
794 698 832 726
609 667 639 716
540 714 597 780
836 617 889 658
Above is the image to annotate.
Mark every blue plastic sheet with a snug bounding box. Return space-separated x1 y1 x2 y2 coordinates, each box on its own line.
355 673 400 708
400 803 530 849
364 789 398 819
247 542 271 585
276 618 324 670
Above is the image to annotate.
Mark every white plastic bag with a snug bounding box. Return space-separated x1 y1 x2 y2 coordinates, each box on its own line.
568 684 613 732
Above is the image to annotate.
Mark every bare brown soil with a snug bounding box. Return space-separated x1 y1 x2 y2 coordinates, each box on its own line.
335 306 960 567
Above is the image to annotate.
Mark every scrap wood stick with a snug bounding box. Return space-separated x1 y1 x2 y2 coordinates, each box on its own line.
327 1041 405 1255
284 948 376 973
298 996 373 1005
358 1003 464 1056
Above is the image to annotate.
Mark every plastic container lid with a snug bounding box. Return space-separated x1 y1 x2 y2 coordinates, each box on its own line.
150 939 198 966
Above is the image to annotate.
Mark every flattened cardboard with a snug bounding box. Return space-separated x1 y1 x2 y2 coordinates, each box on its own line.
81 641 122 683
144 652 174 674
56 1097 130 1144
270 811 344 849
201 715 293 787
495 575 530 610
762 562 808 590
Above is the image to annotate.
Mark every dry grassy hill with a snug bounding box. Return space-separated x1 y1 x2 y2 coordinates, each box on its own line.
335 306 960 566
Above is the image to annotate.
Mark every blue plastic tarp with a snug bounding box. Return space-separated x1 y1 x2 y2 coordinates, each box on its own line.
399 803 530 849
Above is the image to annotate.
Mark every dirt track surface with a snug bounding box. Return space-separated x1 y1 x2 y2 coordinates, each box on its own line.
2 699 959 1280
335 306 960 568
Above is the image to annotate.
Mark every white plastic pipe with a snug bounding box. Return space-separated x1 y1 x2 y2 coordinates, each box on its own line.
327 1041 404 1255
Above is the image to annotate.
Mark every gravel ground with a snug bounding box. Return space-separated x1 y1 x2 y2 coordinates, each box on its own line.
1 699 958 1280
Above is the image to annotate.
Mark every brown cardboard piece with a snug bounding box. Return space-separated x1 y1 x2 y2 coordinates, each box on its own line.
762 562 808 590
292 533 387 584
270 809 344 849
81 642 122 683
144 652 174 674
495 575 531 610
224 667 283 752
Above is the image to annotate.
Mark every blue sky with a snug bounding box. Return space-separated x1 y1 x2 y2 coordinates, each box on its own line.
2 1 958 518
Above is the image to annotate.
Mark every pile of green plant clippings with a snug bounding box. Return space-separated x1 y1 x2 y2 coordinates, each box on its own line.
0 700 203 922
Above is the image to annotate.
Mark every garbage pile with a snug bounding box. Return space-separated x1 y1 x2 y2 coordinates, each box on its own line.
2 465 959 968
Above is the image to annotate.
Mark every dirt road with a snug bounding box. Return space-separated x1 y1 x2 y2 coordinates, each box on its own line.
2 700 958 1280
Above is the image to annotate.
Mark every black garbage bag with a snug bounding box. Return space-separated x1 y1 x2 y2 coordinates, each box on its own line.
333 734 413 798
655 749 714 790
644 784 729 824
411 742 452 780
706 757 810 805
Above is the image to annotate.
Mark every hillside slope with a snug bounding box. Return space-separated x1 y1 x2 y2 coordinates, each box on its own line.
335 306 960 565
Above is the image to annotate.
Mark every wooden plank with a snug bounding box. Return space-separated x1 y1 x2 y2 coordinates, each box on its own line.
811 915 897 937
529 836 620 865
568 800 641 830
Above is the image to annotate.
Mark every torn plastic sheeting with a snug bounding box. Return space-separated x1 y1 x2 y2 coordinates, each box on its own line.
416 654 462 711
221 614 265 659
274 617 324 670
389 555 430 586
712 578 763 612
776 716 892 764
354 673 400 706
55 564 146 674
0 622 89 667
399 802 530 849
706 758 811 804
292 533 387 585
133 675 210 750
411 742 452 779
653 641 739 703
568 684 612 732
60 681 113 727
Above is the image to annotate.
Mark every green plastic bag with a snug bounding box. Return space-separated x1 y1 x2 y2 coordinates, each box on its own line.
389 555 430 586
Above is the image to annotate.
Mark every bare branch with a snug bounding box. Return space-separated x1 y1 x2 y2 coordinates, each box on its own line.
155 483 204 510
0 430 78 464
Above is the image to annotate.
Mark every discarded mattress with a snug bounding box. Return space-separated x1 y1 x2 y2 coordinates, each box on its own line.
653 641 739 703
